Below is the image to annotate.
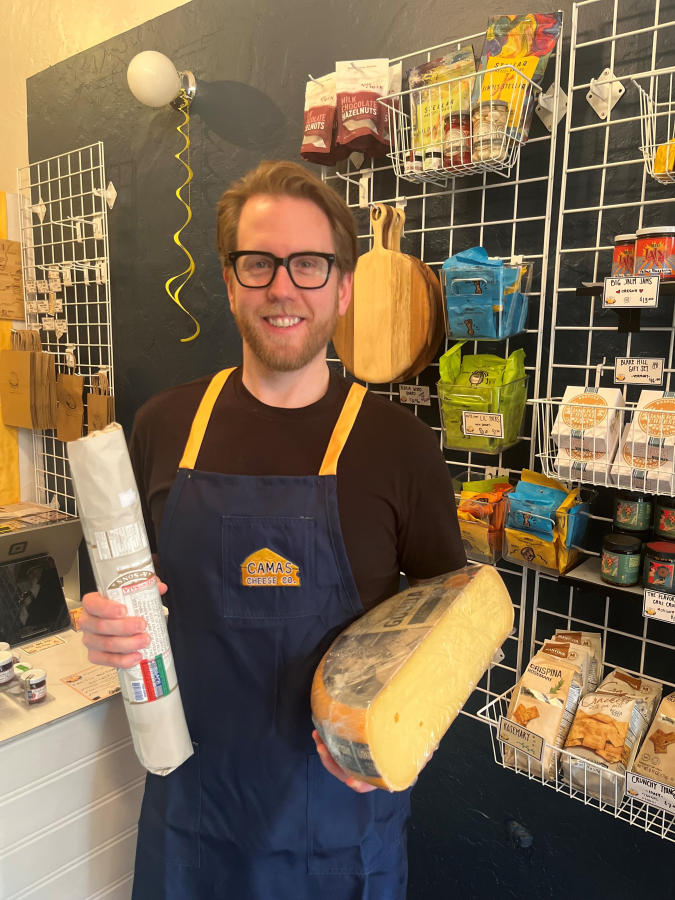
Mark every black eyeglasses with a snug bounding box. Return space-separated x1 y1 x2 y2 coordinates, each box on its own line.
229 251 336 289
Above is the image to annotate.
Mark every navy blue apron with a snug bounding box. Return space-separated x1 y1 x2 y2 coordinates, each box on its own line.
132 368 410 900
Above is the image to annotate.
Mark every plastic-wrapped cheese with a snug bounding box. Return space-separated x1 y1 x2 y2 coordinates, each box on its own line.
311 565 513 791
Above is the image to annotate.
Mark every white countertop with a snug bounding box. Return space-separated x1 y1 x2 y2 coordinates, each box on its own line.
0 626 119 746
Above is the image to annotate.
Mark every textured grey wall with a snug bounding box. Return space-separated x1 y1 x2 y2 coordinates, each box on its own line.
27 1 675 897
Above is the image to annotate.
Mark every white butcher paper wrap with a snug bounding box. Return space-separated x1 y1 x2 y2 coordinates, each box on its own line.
67 423 193 775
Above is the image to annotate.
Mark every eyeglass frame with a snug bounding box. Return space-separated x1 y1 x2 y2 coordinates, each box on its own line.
228 251 336 289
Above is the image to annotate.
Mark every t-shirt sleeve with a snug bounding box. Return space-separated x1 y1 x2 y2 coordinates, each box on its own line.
128 412 158 554
396 419 467 581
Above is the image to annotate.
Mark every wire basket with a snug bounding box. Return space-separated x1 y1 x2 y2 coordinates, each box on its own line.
633 68 675 185
534 394 675 497
379 65 543 184
478 688 675 842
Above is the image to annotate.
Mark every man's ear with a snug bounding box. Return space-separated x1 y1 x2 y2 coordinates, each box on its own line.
337 270 353 317
223 268 236 313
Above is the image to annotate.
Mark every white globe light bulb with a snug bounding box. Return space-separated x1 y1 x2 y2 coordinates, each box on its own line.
127 51 181 107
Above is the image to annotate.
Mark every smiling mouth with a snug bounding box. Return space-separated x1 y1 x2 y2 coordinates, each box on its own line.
264 316 304 328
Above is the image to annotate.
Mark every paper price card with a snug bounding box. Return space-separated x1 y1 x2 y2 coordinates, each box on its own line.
62 665 121 702
603 275 659 308
36 280 49 293
399 384 431 406
615 357 664 386
625 773 675 813
462 411 504 438
21 635 65 654
498 716 544 762
644 589 675 624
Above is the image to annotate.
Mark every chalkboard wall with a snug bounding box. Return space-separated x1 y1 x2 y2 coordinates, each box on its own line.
27 1 675 896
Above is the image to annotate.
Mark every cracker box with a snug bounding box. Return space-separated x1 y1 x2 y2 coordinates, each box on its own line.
554 446 616 486
611 425 675 492
633 692 675 787
552 386 624 454
626 390 675 462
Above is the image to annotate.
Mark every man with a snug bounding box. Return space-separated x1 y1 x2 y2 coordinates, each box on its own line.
80 160 466 900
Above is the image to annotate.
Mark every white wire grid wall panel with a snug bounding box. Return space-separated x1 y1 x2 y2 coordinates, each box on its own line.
17 142 113 516
548 0 675 408
323 26 563 707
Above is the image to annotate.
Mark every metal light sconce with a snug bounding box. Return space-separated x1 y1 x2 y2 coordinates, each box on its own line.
127 51 199 341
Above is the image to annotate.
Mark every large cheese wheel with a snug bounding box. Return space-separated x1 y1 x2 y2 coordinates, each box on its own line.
311 565 513 791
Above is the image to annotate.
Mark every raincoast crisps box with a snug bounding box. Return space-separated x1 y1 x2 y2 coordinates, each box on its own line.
552 386 624 454
554 631 603 694
599 668 662 726
505 651 582 780
563 690 648 803
633 692 675 787
611 425 675 492
626 390 675 462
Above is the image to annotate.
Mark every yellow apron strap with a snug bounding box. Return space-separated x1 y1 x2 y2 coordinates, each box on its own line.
319 383 368 477
179 368 236 469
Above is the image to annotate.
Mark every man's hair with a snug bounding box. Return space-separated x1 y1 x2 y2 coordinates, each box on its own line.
216 160 358 275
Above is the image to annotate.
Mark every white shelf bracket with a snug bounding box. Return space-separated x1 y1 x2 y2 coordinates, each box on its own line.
586 68 625 120
535 83 567 132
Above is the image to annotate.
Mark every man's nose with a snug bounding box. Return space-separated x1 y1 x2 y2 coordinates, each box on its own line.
267 262 298 298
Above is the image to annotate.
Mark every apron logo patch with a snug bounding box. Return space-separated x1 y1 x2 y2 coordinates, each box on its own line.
241 548 301 587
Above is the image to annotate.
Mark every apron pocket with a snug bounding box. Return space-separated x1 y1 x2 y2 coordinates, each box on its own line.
307 754 407 876
137 741 201 868
223 516 316 619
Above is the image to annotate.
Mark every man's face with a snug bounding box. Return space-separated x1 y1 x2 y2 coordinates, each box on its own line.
224 195 353 372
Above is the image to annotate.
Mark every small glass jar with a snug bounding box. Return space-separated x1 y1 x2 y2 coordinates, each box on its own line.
612 234 636 276
643 542 675 592
601 534 642 586
0 650 15 687
654 496 675 542
635 227 675 280
471 100 510 163
20 668 47 705
444 113 471 169
613 491 653 532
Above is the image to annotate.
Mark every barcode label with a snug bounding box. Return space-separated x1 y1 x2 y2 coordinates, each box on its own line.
131 680 147 703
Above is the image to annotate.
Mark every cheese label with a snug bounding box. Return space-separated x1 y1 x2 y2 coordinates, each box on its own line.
241 548 300 587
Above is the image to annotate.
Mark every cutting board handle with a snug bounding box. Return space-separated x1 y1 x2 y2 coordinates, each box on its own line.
370 204 388 251
390 208 405 253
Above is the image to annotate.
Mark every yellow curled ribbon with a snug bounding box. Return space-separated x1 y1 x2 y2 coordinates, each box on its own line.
165 90 200 342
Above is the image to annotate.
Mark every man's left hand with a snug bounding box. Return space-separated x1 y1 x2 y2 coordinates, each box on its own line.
312 730 378 793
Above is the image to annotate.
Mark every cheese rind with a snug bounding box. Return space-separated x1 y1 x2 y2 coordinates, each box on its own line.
311 565 514 791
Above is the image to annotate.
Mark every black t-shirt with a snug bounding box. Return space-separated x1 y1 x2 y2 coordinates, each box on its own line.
129 367 466 612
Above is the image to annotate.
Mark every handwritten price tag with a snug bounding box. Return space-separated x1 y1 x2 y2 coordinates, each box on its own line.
399 384 431 406
603 275 659 308
643 589 675 624
626 774 675 812
498 716 544 762
462 411 504 438
615 357 664 386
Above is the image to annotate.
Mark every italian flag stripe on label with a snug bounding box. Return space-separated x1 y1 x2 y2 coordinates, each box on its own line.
141 659 157 701
155 654 170 697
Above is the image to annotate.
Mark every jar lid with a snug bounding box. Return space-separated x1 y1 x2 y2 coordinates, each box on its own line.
614 234 637 242
19 667 46 685
0 650 12 666
0 642 9 652
646 541 675 560
616 490 650 502
603 533 642 552
472 99 509 111
636 227 675 236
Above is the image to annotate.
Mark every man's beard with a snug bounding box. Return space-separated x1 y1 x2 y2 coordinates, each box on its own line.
232 293 340 373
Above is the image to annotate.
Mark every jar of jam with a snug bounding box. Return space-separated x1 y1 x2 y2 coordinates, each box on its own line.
601 534 642 586
444 113 471 169
612 234 636 276
471 100 509 162
613 526 651 549
613 491 653 532
20 668 47 705
643 542 675 592
654 496 675 542
635 227 675 280
0 650 15 687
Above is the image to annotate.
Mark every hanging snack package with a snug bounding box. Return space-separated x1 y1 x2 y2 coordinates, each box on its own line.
87 369 115 432
406 48 476 173
56 373 84 442
505 650 582 780
598 668 662 726
312 565 513 791
564 691 649 803
67 423 193 775
541 639 592 696
633 692 675 787
300 73 350 166
474 13 562 144
554 631 604 694
336 59 391 158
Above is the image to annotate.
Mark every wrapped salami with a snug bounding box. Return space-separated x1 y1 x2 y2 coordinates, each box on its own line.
67 423 193 775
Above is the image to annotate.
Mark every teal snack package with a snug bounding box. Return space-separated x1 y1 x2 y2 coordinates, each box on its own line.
506 480 567 539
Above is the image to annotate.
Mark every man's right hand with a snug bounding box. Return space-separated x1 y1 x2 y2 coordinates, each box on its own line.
80 578 167 669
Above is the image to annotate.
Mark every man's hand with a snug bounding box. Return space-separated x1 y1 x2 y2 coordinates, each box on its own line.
80 578 168 669
312 730 377 793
